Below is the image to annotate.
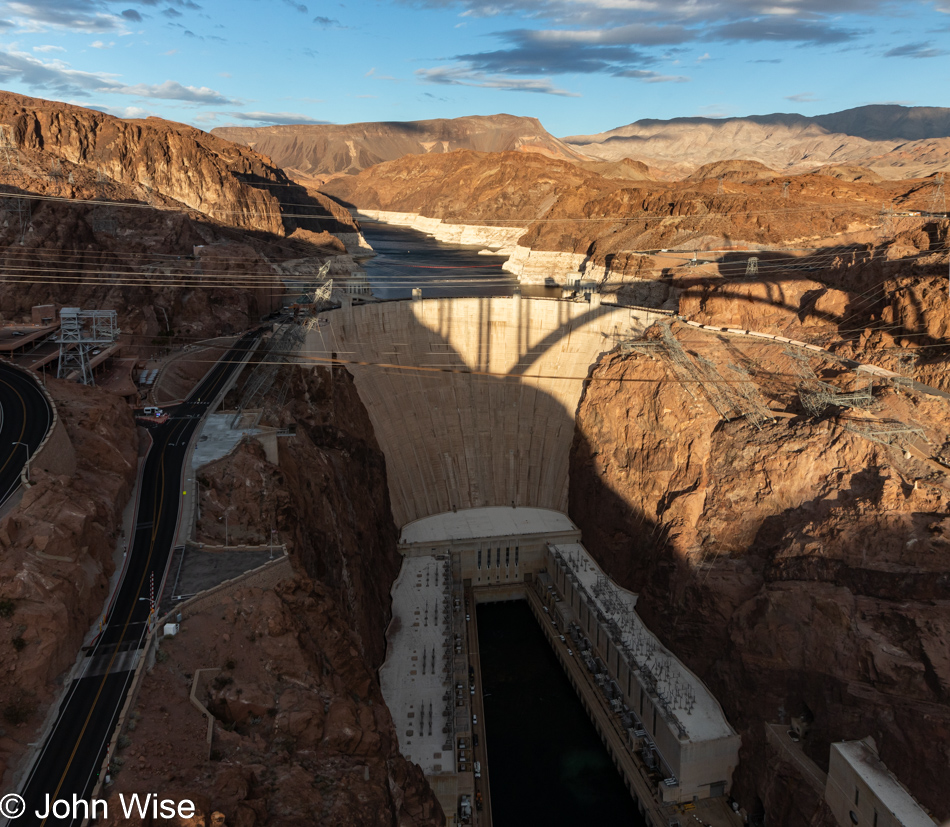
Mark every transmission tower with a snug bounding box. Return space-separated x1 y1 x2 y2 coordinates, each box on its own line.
879 204 895 239
745 256 759 276
0 125 19 171
929 173 946 215
782 181 790 199
56 307 119 385
716 176 724 195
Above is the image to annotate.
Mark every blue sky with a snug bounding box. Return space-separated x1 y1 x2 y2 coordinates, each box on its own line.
0 0 947 136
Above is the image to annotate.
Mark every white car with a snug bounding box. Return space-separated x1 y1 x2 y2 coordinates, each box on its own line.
567 649 573 656
473 714 477 725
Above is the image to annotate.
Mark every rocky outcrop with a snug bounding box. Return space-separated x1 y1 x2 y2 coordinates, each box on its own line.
213 114 586 182
0 92 356 237
0 92 368 341
0 379 138 789
568 323 950 824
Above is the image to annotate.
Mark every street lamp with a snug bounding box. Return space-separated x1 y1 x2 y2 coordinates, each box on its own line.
219 506 234 547
11 440 30 483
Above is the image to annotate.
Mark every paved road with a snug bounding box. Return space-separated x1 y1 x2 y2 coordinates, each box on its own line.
7 328 260 827
0 362 52 507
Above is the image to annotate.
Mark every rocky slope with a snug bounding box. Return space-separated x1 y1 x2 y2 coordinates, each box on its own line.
0 91 353 236
0 378 138 789
106 364 443 825
0 92 364 343
213 114 586 183
569 322 950 824
322 149 945 296
564 104 950 180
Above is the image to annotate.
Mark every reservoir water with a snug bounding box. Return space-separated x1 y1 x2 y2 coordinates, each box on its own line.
359 221 558 300
477 601 646 827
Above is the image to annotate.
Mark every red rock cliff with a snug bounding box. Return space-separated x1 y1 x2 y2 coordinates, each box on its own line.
569 324 950 824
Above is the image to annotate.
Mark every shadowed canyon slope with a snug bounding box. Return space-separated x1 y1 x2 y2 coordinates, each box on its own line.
212 114 586 182
565 104 950 179
569 323 950 825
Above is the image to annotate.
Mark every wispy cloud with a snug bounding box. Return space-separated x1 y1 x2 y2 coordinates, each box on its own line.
33 44 65 52
404 0 877 92
0 48 236 103
282 0 307 12
90 39 113 48
224 110 329 125
884 40 949 58
785 92 820 102
415 65 580 96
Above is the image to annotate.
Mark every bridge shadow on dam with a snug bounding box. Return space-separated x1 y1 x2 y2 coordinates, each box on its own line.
308 296 663 527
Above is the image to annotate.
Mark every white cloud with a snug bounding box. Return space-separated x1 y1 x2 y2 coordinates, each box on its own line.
33 44 65 53
90 40 113 49
416 65 581 96
224 110 330 125
0 49 237 104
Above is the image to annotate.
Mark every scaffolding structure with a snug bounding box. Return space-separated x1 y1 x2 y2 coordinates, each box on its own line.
799 378 874 417
230 322 305 426
929 173 946 215
56 307 119 385
659 322 734 419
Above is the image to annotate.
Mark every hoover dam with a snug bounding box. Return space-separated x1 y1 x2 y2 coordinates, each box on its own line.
306 295 742 825
306 295 668 526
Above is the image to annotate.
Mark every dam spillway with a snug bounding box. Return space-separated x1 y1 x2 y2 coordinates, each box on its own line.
306 296 666 527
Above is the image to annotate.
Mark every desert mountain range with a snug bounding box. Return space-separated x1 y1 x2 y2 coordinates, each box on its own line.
216 104 950 182
212 114 586 183
565 104 950 179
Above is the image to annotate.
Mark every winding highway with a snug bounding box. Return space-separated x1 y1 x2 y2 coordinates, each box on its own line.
7 328 261 827
0 362 52 507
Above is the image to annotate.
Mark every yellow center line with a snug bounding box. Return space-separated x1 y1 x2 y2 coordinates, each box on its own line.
0 376 28 479
42 415 188 817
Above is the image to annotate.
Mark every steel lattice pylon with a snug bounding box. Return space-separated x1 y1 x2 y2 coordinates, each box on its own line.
56 307 119 385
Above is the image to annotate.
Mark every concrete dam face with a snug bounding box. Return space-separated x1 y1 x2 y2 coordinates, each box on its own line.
307 297 665 527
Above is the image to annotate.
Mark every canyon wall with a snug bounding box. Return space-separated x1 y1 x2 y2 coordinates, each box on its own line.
307 297 668 527
568 323 950 824
104 364 444 826
0 379 138 789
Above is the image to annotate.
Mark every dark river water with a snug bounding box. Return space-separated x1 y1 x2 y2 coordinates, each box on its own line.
358 221 558 299
477 601 645 827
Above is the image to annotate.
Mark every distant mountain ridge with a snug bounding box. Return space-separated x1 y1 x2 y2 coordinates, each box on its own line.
564 104 950 179
212 114 586 182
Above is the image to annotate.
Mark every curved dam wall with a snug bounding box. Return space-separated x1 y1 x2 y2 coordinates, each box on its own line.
306 297 665 527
